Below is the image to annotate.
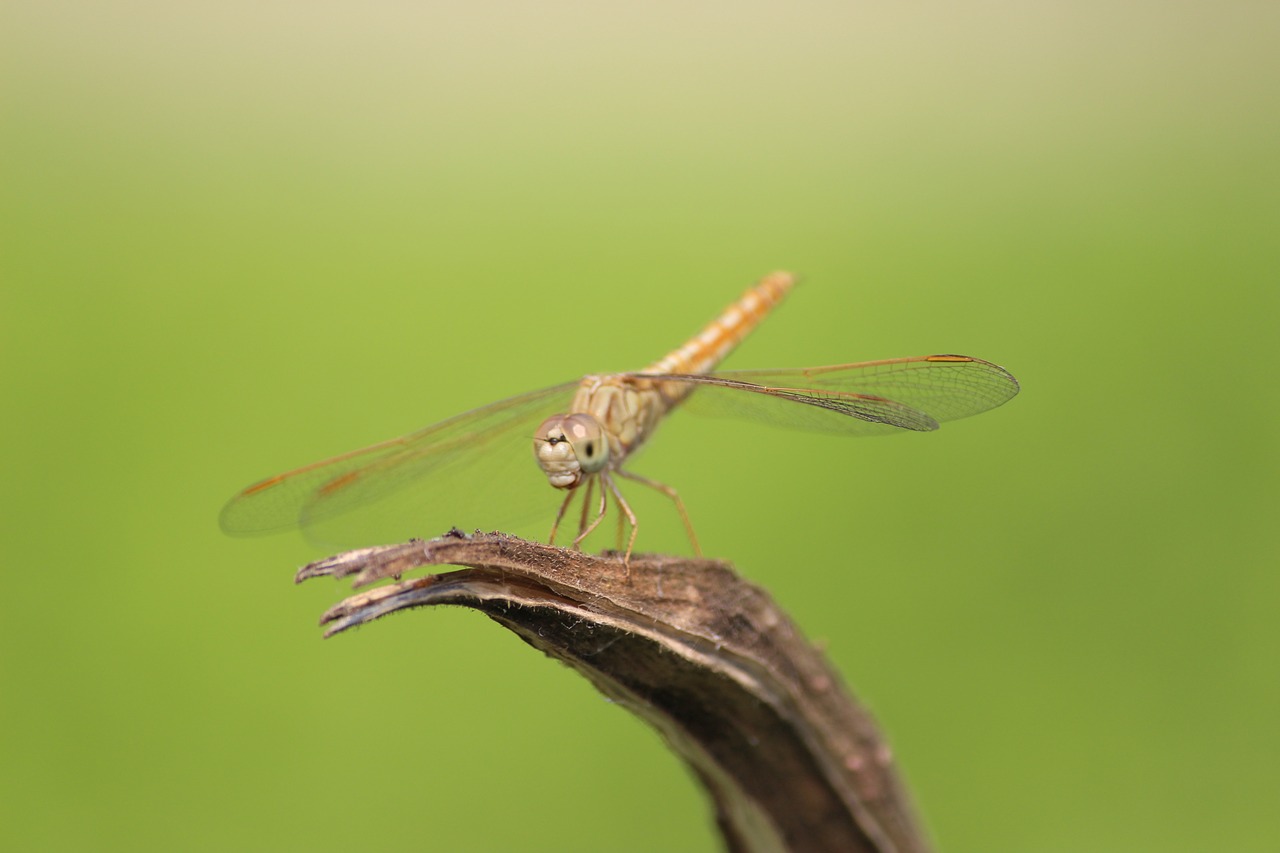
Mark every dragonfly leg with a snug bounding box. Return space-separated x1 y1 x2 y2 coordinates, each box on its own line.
615 468 702 557
615 495 626 551
575 477 596 542
603 472 639 576
572 475 608 550
549 488 577 547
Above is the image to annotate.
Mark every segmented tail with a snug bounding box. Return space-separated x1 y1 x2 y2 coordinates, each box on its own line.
645 271 796 376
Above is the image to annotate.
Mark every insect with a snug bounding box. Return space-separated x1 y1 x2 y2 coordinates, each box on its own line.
220 272 1019 562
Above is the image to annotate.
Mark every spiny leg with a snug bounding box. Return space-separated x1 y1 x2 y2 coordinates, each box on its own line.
576 477 596 540
572 475 609 549
615 495 626 551
603 472 639 574
615 468 702 557
548 487 578 547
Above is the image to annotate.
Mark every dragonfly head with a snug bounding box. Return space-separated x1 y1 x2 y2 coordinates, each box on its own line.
534 413 610 489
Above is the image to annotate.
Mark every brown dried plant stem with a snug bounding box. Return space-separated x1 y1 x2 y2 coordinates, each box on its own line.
297 531 932 853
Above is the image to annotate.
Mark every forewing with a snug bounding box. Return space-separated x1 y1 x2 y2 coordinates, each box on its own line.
640 355 1018 436
220 381 580 548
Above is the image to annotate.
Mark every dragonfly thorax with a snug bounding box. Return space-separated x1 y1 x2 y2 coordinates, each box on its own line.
534 413 611 489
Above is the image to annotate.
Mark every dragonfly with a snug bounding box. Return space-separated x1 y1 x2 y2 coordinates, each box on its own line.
220 272 1019 563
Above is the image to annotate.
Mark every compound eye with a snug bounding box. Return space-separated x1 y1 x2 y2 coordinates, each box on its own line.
535 416 567 444
563 414 609 473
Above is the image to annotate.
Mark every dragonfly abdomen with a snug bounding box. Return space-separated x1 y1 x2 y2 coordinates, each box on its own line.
645 271 796 379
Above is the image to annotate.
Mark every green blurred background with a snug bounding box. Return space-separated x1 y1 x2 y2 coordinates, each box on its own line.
4 2 1277 850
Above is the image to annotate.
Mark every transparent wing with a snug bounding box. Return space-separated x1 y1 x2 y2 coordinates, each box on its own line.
637 355 1019 436
220 381 580 548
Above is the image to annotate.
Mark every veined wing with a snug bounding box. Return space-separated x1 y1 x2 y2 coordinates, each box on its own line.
220 381 580 548
636 355 1019 436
